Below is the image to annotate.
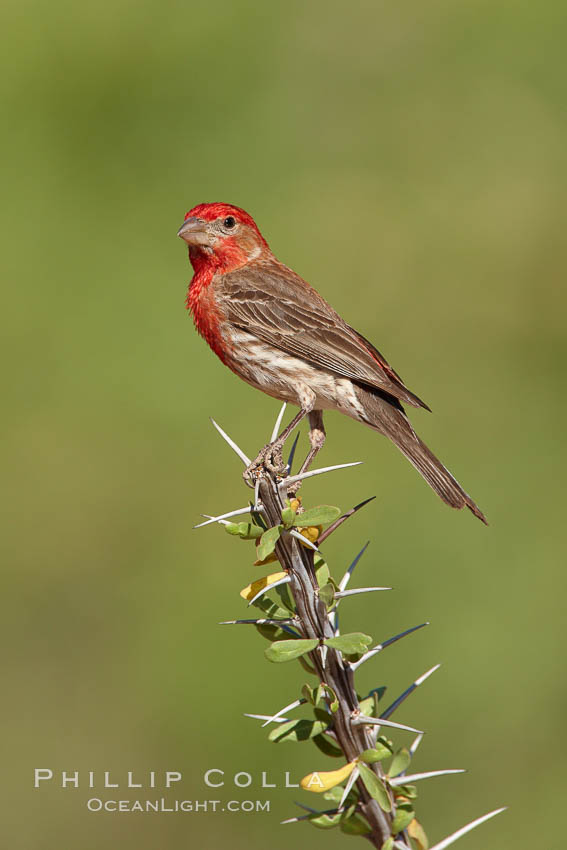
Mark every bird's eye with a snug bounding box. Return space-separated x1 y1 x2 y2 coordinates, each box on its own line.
223 216 236 229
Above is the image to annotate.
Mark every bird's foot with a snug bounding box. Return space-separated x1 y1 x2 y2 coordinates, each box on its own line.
243 440 287 486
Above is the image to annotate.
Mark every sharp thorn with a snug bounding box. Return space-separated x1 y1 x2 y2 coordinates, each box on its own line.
294 802 319 813
334 586 392 599
279 624 302 638
338 542 370 592
219 618 296 626
244 713 291 723
201 514 231 526
318 497 376 544
281 806 340 825
353 495 377 511
350 623 429 672
409 732 424 757
210 418 251 465
261 697 306 727
271 402 287 443
428 808 507 850
283 461 362 488
280 813 315 825
380 664 441 720
415 663 442 686
286 431 301 472
248 575 291 606
194 506 252 529
351 715 422 734
381 622 429 650
339 765 360 810
389 769 466 787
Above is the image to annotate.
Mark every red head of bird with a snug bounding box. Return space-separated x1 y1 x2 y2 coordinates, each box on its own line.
177 202 269 275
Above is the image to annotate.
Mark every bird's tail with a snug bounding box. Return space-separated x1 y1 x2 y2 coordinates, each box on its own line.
353 384 487 524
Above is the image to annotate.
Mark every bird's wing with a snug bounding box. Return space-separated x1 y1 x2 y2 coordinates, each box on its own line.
217 261 429 410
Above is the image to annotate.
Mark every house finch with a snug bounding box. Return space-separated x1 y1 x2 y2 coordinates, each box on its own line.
178 202 486 523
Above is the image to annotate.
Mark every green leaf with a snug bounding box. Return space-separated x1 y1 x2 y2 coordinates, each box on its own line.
391 804 415 834
340 813 372 835
224 521 263 539
312 734 343 758
257 525 282 560
358 763 391 812
322 683 339 712
255 623 295 643
317 795 356 813
313 706 333 724
309 682 338 712
305 682 338 709
359 743 392 763
393 783 417 800
280 506 296 528
304 684 329 707
301 682 339 717
225 521 247 536
315 558 330 587
372 690 383 717
275 580 295 613
268 718 328 742
308 811 343 829
359 688 387 717
304 683 322 705
264 638 318 663
381 839 394 850
248 596 289 619
323 787 344 803
323 786 347 804
324 633 373 655
319 582 335 607
389 747 411 778
293 505 341 526
301 684 315 704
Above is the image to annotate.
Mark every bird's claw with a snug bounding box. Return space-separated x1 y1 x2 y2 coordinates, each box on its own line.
243 441 287 486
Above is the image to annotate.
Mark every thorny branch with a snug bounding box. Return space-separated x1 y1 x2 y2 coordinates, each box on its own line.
258 474 392 847
201 405 505 849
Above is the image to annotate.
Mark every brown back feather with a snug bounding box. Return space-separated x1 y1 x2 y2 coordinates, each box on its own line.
217 259 429 410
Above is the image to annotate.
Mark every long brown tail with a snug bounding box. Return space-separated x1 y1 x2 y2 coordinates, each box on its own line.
353 384 487 524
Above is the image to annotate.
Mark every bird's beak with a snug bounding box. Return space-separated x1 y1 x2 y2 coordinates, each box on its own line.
177 217 213 247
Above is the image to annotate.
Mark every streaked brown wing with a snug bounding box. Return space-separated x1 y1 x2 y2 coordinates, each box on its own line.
218 260 429 409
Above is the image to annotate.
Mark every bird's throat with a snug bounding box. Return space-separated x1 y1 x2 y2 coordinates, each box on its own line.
186 267 228 364
185 241 255 365
189 239 249 276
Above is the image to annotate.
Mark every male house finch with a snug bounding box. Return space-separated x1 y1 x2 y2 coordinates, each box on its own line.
178 202 486 523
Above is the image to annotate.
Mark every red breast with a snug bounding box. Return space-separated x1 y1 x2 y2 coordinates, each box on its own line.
186 268 231 364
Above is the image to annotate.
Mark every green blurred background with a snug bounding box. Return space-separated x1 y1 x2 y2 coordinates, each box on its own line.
3 0 566 847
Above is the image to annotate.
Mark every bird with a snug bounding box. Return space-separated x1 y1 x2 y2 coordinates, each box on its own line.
178 202 486 523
